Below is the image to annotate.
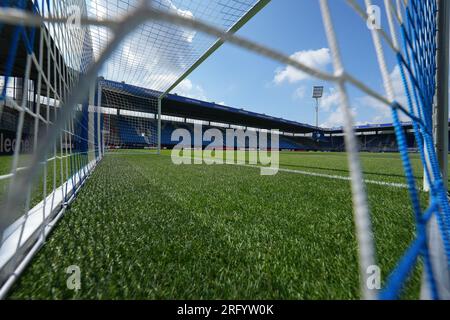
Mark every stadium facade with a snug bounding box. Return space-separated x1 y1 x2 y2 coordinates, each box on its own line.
93 79 449 153
3 76 448 156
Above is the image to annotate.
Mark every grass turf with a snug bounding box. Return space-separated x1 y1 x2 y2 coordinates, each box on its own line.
5 151 434 299
0 152 92 209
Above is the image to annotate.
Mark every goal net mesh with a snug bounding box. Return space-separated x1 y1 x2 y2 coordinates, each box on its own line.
0 0 100 296
0 0 449 300
100 79 159 151
0 0 266 297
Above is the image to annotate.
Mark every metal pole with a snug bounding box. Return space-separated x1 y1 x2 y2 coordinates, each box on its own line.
97 80 102 158
435 0 449 188
421 0 450 300
316 98 319 129
315 98 320 142
89 79 96 162
157 97 161 155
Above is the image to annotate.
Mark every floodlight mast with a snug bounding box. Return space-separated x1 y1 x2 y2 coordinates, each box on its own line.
315 99 319 128
312 86 324 140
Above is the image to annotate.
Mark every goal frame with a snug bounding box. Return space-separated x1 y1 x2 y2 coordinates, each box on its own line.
423 0 450 299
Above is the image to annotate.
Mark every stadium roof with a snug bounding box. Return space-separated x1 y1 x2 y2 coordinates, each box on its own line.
100 78 318 133
325 122 449 133
88 0 270 94
164 93 319 133
100 79 450 135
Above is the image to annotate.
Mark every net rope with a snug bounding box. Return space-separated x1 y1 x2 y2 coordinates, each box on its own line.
0 0 449 299
88 0 260 92
381 0 450 299
0 0 99 297
100 79 159 150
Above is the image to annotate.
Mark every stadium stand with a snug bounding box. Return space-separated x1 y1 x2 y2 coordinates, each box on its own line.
118 117 147 146
97 80 450 153
2 77 443 154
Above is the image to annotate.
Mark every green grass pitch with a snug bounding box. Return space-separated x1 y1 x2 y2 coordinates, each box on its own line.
2 150 441 299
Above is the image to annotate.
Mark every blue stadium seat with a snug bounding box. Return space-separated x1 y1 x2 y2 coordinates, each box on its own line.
118 117 146 145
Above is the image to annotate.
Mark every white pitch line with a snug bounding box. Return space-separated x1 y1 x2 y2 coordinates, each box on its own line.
152 153 411 190
242 164 409 189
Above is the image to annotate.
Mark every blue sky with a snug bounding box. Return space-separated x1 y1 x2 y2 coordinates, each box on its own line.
172 0 403 128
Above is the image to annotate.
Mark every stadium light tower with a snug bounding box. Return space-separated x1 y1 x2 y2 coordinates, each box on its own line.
312 86 324 142
312 86 324 129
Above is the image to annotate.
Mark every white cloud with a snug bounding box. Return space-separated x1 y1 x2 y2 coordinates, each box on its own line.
321 107 357 128
173 79 208 101
319 88 353 128
390 65 411 112
320 87 340 112
319 65 428 127
354 66 410 124
274 48 331 85
89 0 197 90
356 95 390 121
293 86 306 100
167 2 195 43
316 87 343 127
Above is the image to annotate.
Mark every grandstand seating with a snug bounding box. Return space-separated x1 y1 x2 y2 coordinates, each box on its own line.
279 137 304 150
118 118 146 145
161 122 310 150
106 115 450 153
